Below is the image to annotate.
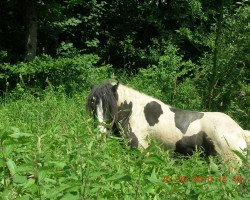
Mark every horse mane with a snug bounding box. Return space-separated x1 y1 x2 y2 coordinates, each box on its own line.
86 81 118 119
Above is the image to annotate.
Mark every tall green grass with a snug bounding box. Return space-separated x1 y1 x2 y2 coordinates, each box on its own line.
0 89 249 199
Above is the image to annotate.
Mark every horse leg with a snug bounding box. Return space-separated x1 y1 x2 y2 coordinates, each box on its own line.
218 130 247 166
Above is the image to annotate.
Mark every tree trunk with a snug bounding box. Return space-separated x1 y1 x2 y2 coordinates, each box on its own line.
24 0 37 61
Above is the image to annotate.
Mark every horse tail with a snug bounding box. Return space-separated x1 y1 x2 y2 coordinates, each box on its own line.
243 130 250 169
244 130 250 149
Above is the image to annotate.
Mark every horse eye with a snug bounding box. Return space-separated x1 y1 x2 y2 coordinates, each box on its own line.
91 97 96 104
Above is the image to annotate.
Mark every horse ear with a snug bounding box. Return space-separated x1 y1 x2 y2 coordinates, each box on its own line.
112 82 119 93
90 84 96 90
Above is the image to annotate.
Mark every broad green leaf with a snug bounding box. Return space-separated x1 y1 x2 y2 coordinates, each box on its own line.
210 160 219 173
23 179 35 189
144 185 155 194
1 189 12 199
147 168 164 185
6 158 16 176
3 145 13 157
45 185 79 199
38 170 48 182
16 165 33 173
61 193 79 200
13 174 28 184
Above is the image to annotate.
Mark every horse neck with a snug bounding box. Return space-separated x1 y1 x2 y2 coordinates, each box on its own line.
116 84 156 106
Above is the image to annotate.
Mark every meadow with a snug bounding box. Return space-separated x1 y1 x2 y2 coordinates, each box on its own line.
1 1 250 199
0 85 249 199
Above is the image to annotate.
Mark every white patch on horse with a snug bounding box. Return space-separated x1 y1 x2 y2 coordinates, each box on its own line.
96 99 107 133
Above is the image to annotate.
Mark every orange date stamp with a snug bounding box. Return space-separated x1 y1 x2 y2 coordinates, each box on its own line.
162 175 243 184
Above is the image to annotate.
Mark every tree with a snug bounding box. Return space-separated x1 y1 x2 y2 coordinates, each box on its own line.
24 0 37 61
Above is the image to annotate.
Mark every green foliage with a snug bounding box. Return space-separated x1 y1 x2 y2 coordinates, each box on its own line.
0 51 8 63
0 54 112 94
0 90 249 199
57 42 79 57
195 3 249 118
124 44 202 110
0 0 249 197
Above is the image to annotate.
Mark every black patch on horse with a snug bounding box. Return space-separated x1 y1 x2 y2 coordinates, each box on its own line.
130 132 139 148
144 101 163 126
117 100 133 131
170 108 204 134
175 131 217 156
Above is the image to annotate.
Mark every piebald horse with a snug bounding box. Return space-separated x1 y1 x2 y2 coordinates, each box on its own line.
86 81 250 163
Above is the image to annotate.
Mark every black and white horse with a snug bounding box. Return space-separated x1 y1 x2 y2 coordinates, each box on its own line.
86 81 250 163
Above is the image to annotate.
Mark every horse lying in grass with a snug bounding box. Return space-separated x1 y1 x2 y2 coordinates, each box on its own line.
86 81 250 164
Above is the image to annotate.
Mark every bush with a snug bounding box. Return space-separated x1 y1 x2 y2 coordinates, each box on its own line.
0 54 112 94
124 44 201 110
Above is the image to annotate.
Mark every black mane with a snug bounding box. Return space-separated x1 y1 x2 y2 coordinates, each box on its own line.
86 82 118 121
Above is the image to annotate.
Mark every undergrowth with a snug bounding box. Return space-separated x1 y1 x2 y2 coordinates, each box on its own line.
0 89 249 199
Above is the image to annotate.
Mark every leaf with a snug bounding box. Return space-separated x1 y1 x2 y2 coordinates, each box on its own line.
22 179 35 189
147 168 164 185
3 145 13 157
16 165 33 173
49 161 67 169
89 171 106 180
44 178 57 184
9 127 32 139
144 154 164 164
120 175 132 181
107 173 131 182
13 174 28 184
1 189 12 199
60 193 79 200
15 195 31 200
185 182 191 195
45 185 79 199
87 141 93 150
144 185 155 194
90 183 111 193
147 177 164 185
38 170 48 182
6 158 16 176
210 161 219 173
231 149 248 163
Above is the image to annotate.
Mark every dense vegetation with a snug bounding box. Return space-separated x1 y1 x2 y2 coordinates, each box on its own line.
0 0 249 199
0 89 249 199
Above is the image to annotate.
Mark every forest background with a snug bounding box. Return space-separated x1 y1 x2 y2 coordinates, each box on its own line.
0 0 250 199
0 0 249 127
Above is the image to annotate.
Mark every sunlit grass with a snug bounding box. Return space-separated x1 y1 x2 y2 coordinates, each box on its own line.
0 89 249 199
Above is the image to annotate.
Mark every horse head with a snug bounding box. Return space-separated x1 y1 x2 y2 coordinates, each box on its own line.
86 82 119 137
